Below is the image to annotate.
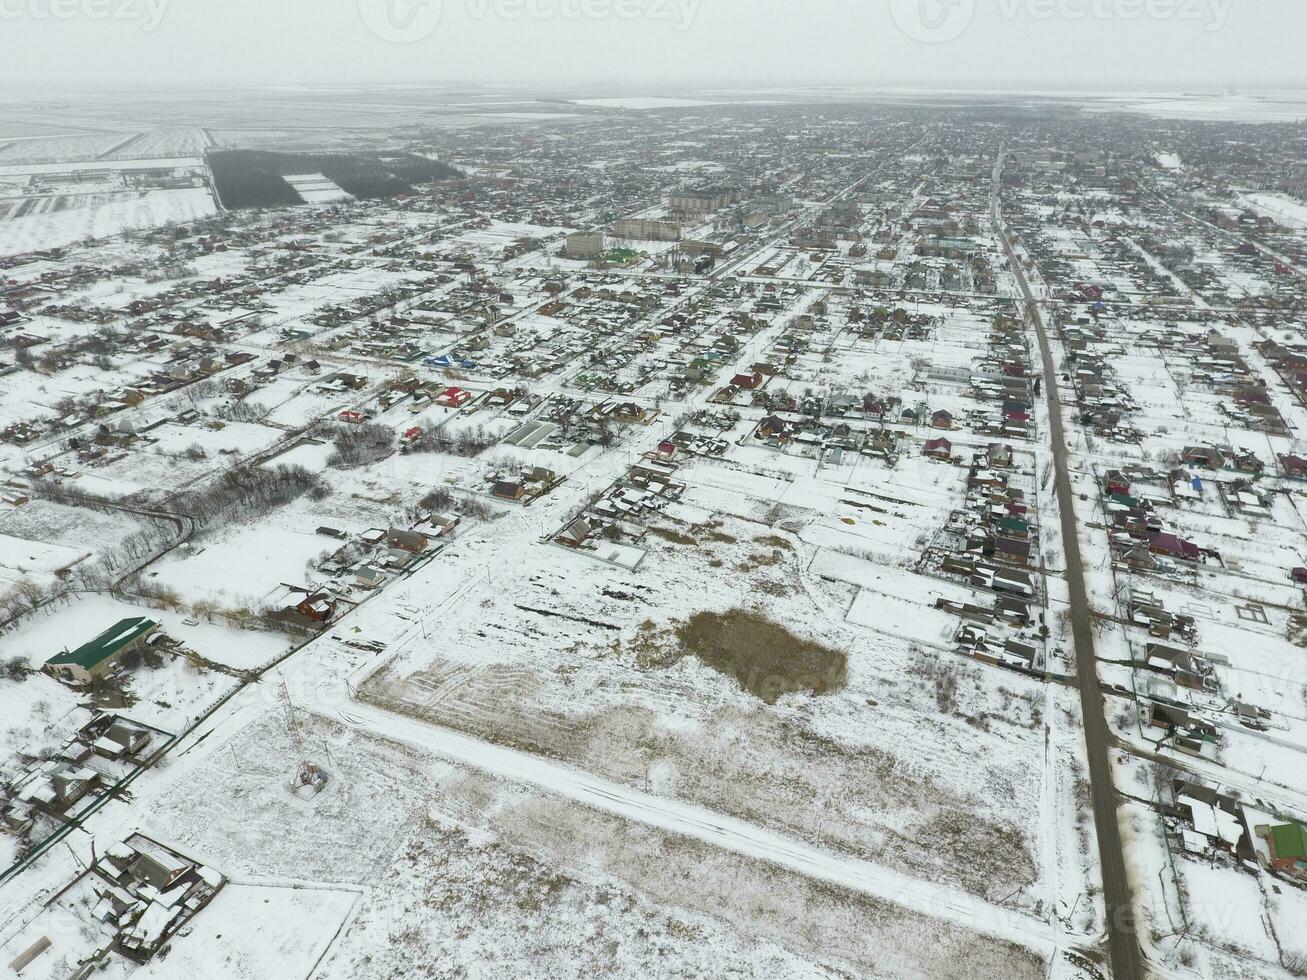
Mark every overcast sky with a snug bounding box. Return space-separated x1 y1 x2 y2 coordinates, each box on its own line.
2 0 1305 91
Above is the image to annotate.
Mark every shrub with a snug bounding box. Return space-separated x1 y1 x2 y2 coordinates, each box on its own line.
2 657 31 682
419 487 454 513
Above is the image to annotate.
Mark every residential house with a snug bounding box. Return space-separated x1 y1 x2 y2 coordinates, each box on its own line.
1148 531 1201 562
757 416 792 441
430 512 461 537
1172 781 1245 854
923 437 953 460
492 481 526 501
557 518 593 548
437 387 472 408
387 527 429 554
1182 445 1226 470
1279 454 1307 480
1263 823 1307 879
355 565 385 589
295 592 338 624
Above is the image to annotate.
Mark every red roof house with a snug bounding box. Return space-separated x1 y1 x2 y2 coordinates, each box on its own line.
437 387 472 408
923 437 953 460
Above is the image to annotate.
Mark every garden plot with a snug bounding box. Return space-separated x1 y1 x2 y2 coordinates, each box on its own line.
1200 517 1305 578
674 449 962 564
0 662 85 793
361 501 1050 911
262 438 334 471
141 461 423 611
0 500 152 582
844 583 958 645
787 311 999 399
148 419 286 459
144 709 452 885
0 500 141 551
258 384 352 428
252 267 416 323
0 669 220 877
825 551 968 641
1166 862 1307 970
0 533 88 588
800 507 927 563
122 883 358 980
452 219 566 251
74 450 214 501
1240 191 1307 230
146 518 334 610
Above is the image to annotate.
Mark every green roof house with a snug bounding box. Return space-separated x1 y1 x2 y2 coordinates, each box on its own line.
1268 823 1307 879
44 617 160 687
996 516 1031 539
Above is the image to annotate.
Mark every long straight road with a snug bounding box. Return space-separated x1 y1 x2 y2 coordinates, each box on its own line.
992 153 1145 980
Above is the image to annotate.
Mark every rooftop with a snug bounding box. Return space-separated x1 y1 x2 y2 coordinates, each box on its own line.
46 617 158 671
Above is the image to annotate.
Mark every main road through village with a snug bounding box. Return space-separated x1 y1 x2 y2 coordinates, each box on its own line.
993 152 1146 980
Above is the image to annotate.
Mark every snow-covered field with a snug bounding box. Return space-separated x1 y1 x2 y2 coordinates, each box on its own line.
1240 191 1307 230
0 187 216 254
284 173 353 205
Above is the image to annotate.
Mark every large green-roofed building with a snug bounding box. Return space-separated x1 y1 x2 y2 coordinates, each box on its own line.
43 617 160 686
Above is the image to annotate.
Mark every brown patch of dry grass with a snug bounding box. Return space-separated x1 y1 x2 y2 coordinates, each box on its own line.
676 609 847 704
647 526 697 547
737 550 784 573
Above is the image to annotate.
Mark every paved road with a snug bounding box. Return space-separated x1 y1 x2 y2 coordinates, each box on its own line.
992 154 1146 980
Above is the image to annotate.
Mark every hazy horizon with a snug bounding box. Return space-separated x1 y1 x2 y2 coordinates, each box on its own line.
2 0 1305 91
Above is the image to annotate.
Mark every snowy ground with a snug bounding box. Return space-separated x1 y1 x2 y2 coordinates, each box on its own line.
0 187 216 253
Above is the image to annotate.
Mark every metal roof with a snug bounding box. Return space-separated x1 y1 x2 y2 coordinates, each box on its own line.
46 617 158 671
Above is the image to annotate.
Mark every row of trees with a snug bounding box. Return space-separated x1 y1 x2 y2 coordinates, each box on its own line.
408 423 496 458
326 423 395 470
216 399 272 424
129 577 264 634
175 463 325 530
